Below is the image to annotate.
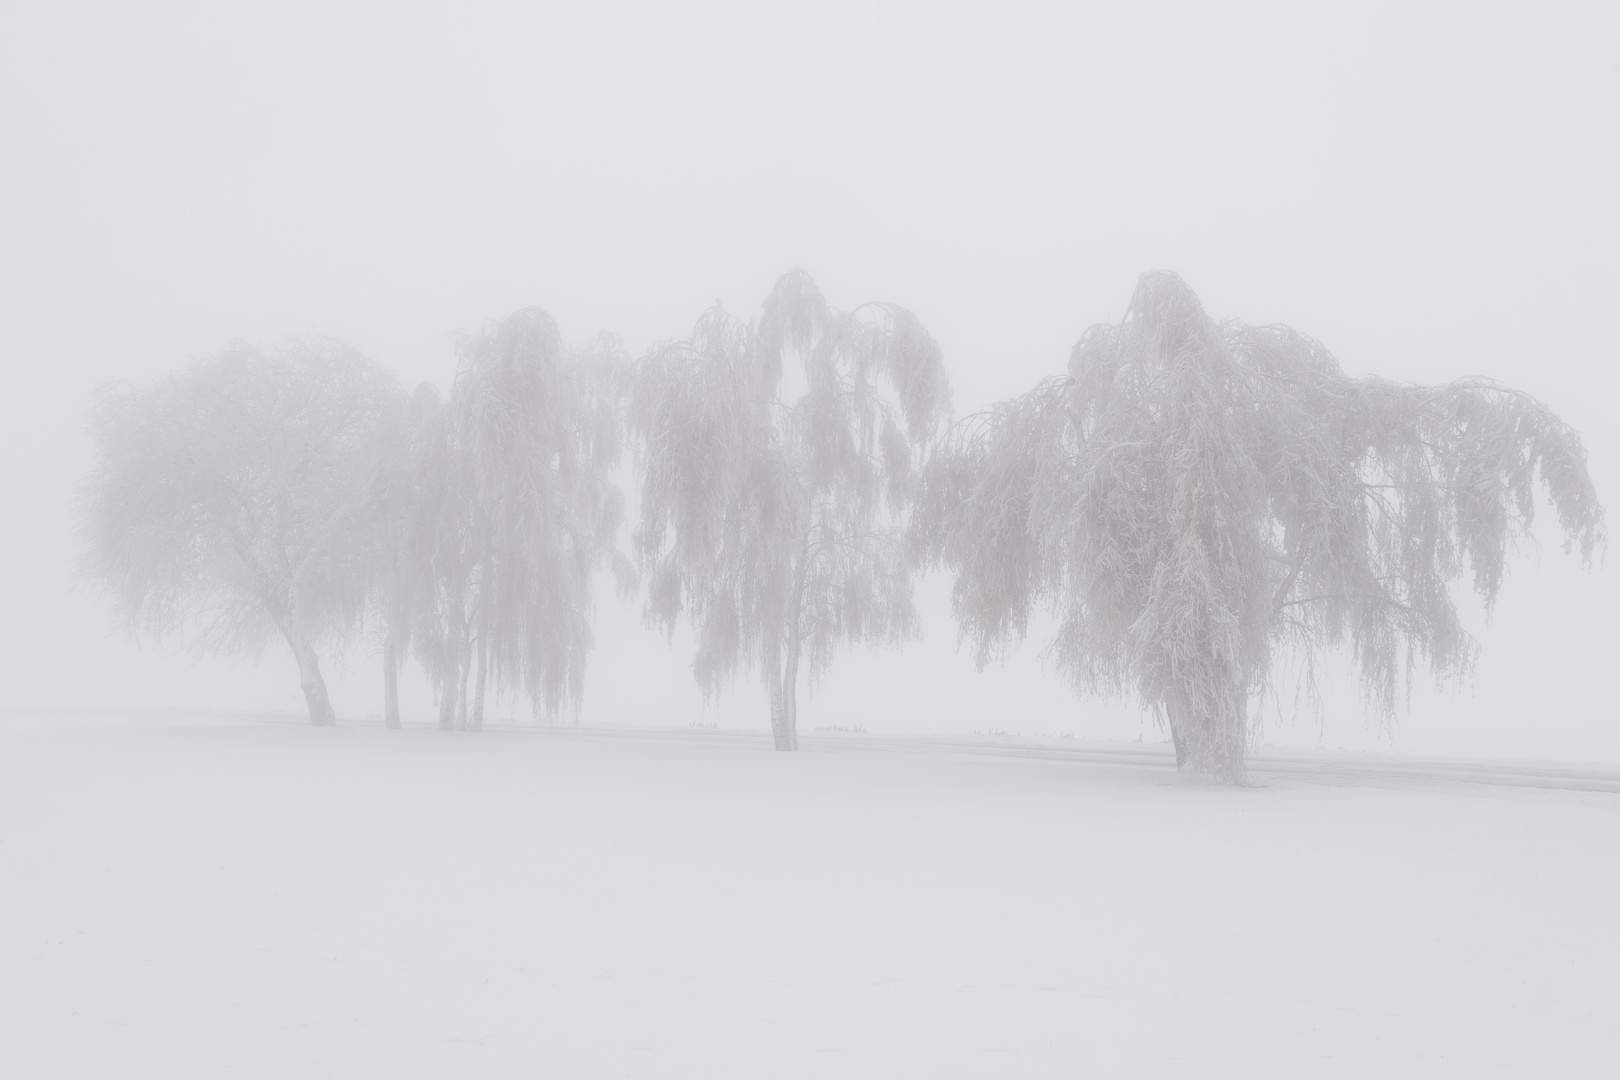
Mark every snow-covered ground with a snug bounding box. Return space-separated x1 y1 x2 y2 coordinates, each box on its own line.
3 713 1617 1078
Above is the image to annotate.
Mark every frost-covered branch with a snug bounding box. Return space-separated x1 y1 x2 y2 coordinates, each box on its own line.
919 272 1605 781
628 269 951 749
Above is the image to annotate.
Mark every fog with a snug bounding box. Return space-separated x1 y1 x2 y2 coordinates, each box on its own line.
3 2 1620 1071
6 0 1616 757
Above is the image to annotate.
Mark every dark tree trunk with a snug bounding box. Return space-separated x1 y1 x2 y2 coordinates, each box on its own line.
269 609 335 727
383 634 401 729
438 647 460 731
287 634 336 727
455 640 472 730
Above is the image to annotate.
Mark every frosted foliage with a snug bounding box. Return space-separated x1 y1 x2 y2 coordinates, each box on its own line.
79 341 402 725
367 381 445 728
919 272 1605 780
630 270 951 749
405 309 627 729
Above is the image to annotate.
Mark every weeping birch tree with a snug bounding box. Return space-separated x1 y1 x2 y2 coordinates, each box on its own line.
630 270 951 749
80 341 401 725
410 308 628 730
918 272 1605 781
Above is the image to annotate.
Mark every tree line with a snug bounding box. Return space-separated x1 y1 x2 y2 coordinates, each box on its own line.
80 270 1605 781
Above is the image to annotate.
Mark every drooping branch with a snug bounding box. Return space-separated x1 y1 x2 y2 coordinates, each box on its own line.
920 272 1605 780
629 269 951 747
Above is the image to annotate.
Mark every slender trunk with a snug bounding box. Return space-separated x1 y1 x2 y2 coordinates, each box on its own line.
383 634 401 730
438 645 459 731
456 637 473 731
471 633 489 732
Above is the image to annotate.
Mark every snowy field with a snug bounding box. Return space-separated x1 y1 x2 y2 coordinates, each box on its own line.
3 714 1618 1078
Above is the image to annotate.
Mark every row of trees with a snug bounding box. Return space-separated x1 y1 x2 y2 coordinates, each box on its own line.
81 271 1605 780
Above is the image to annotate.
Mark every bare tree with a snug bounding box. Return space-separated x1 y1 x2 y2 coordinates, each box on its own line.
80 341 401 725
918 272 1605 781
630 270 952 749
409 309 629 731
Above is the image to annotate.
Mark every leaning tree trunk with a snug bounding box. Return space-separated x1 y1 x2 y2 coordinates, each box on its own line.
284 632 336 727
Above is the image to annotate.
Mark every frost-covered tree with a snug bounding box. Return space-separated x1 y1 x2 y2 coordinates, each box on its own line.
367 381 444 728
918 272 1605 781
630 270 952 749
80 341 401 725
410 309 628 731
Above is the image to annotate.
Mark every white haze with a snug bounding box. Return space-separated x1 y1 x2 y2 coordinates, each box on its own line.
3 0 1619 760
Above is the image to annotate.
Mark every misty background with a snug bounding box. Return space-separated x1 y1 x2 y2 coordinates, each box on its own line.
4 0 1617 758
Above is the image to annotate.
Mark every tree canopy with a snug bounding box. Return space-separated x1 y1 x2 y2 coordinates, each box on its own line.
918 272 1605 780
81 274 1603 756
80 340 402 725
405 308 629 730
366 380 445 728
629 270 952 749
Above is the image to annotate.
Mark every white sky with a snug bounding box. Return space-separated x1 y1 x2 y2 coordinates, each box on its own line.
3 0 1617 759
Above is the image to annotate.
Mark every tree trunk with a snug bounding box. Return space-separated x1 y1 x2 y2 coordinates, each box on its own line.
1167 690 1248 783
438 647 459 731
769 676 791 751
286 634 336 727
769 645 800 752
471 633 489 732
782 646 799 750
455 639 473 731
383 634 401 730
1167 706 1187 768
1220 695 1249 784
267 608 335 727
767 538 810 752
